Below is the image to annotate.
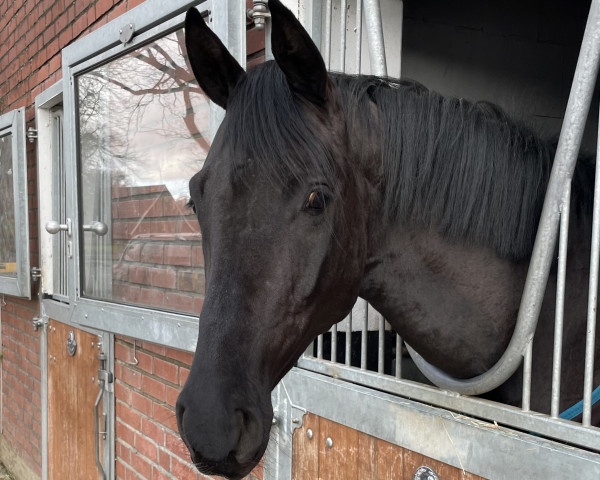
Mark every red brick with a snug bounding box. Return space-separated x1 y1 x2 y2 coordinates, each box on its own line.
165 431 191 461
150 267 176 289
141 342 166 356
139 287 165 308
171 456 200 480
153 357 178 384
135 432 158 462
164 292 195 314
164 244 192 266
158 447 171 471
116 420 136 447
165 385 180 407
129 265 150 284
129 450 153 479
152 466 172 480
119 365 143 389
142 374 166 402
192 246 204 267
179 367 190 386
140 244 163 264
165 347 193 366
153 403 178 432
131 390 153 417
141 417 165 446
116 401 143 430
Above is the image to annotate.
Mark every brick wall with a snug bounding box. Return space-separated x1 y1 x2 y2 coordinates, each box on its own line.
0 0 265 478
114 339 263 480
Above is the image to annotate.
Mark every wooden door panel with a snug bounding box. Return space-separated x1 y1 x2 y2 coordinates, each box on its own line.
48 320 101 480
293 413 487 480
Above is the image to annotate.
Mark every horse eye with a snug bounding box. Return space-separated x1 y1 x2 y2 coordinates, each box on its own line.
304 190 329 213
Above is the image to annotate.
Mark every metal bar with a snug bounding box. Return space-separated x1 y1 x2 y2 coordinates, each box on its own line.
378 314 385 373
340 0 347 72
317 334 324 359
395 334 402 378
297 357 600 453
355 0 362 75
551 183 571 417
583 105 600 425
521 341 532 412
345 312 352 366
363 0 387 76
361 299 368 369
324 0 332 69
407 0 600 394
331 324 337 362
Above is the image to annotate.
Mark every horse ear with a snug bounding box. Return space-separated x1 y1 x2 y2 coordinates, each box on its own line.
268 0 328 105
184 8 245 109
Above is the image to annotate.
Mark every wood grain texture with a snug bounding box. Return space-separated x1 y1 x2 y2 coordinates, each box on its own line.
48 321 102 480
293 412 487 480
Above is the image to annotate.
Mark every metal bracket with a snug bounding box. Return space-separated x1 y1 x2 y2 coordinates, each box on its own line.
32 316 45 332
119 23 135 44
247 1 270 31
30 266 41 282
26 127 37 143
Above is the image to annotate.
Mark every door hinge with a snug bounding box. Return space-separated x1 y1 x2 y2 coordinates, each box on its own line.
26 127 38 143
31 266 41 282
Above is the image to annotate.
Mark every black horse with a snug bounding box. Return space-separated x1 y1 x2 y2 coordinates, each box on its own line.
176 1 599 478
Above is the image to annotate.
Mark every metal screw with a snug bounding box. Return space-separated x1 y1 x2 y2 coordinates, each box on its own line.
91 377 95 383
326 437 333 449
306 429 313 440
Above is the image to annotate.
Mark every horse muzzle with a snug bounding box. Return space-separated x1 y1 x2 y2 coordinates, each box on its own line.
175 387 272 479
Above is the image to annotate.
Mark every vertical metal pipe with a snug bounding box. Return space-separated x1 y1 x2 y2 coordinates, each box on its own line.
317 334 323 359
345 312 352 366
331 324 338 362
361 299 368 369
340 0 348 72
551 183 571 418
355 0 363 74
363 0 387 76
324 0 333 69
583 106 600 426
395 334 402 378
378 315 385 373
522 341 533 412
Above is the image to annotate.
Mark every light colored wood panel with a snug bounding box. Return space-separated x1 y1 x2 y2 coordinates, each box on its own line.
48 321 101 480
357 432 378 480
376 437 403 480
292 412 320 480
318 417 359 480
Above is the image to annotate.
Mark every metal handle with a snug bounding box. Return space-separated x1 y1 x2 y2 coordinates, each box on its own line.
45 218 72 236
94 377 107 480
32 317 43 332
82 221 108 236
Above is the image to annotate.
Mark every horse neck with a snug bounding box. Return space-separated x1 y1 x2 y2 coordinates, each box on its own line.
358 222 528 377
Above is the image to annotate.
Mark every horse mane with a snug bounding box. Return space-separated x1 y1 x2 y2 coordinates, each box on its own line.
225 61 593 261
334 74 594 260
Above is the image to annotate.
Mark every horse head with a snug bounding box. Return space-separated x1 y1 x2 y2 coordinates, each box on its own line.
176 1 375 477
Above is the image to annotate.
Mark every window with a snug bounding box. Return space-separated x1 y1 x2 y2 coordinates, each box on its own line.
0 108 30 298
56 0 247 349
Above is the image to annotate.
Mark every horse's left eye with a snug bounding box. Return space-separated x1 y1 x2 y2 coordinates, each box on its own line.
304 190 329 213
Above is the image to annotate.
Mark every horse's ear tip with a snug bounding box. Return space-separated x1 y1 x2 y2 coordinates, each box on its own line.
185 7 202 24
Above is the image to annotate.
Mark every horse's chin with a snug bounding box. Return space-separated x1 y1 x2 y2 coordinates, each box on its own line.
189 444 266 480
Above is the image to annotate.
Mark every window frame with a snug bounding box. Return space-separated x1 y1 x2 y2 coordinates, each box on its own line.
0 108 31 298
50 0 247 351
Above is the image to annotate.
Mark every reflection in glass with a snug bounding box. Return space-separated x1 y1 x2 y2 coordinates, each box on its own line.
0 134 16 277
77 29 209 315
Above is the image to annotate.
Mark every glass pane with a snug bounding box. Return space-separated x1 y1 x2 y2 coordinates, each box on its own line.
0 133 16 277
77 29 208 315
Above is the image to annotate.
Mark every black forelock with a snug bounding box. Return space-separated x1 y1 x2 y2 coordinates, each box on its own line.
222 61 339 190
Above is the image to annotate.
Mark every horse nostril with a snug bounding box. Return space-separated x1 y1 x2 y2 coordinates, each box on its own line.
234 409 263 465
